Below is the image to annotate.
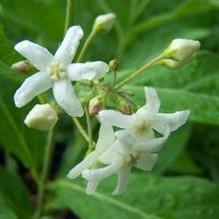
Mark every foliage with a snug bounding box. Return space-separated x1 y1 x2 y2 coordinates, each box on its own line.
0 0 219 219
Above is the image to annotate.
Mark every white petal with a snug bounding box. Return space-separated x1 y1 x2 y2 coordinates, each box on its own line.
142 87 160 113
14 40 53 71
115 130 137 153
113 167 131 195
53 79 84 117
14 72 52 107
67 152 97 179
99 110 136 129
152 120 169 136
137 129 169 153
67 61 109 81
82 158 122 181
86 180 100 195
155 111 190 132
54 26 84 64
135 153 158 171
96 124 115 152
99 141 120 164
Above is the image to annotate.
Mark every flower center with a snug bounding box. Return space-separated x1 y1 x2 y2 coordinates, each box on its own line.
125 153 139 166
133 120 152 136
47 62 66 81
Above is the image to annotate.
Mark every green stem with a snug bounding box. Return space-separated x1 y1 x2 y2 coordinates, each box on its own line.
77 30 97 62
4 150 14 172
96 0 125 58
33 129 54 219
72 118 90 143
64 0 75 33
84 106 94 152
115 55 163 89
113 70 117 86
37 94 46 104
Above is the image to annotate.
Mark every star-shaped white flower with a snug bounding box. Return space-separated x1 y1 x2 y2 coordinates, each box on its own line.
99 87 190 146
82 87 190 194
67 124 115 185
82 128 162 195
14 26 109 117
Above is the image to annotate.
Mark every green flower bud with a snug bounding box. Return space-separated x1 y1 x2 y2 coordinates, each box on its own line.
119 100 131 115
162 39 200 69
109 59 119 71
93 13 116 32
24 104 58 131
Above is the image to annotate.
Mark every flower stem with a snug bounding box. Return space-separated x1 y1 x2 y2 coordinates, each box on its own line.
84 106 94 152
77 30 97 62
33 129 54 219
72 118 90 143
115 55 163 89
64 0 75 33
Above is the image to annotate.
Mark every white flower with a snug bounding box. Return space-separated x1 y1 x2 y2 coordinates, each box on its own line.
82 129 161 195
93 13 116 32
14 26 109 117
67 124 115 186
82 87 190 194
99 87 190 143
163 39 200 68
24 103 58 131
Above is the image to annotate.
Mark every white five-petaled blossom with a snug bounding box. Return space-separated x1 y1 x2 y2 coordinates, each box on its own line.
14 26 109 117
82 129 160 195
80 87 190 195
163 39 200 68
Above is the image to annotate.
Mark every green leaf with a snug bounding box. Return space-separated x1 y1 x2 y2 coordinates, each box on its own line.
133 0 216 34
0 0 65 46
132 52 219 95
0 20 46 168
0 21 17 64
116 52 219 126
58 131 87 177
49 179 161 219
0 166 33 219
0 199 17 219
0 68 46 169
153 125 191 173
49 174 219 219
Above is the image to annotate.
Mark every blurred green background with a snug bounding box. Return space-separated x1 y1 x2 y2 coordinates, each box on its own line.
0 0 219 218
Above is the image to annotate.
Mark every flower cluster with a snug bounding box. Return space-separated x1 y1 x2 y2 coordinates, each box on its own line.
68 87 190 194
12 13 200 195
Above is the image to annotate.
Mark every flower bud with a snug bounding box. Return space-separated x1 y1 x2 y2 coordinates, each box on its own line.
119 100 131 115
162 39 200 68
11 60 32 73
89 95 105 116
109 59 119 71
93 13 116 32
24 104 58 131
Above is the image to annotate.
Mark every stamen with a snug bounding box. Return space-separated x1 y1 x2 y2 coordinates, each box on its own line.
47 61 66 80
